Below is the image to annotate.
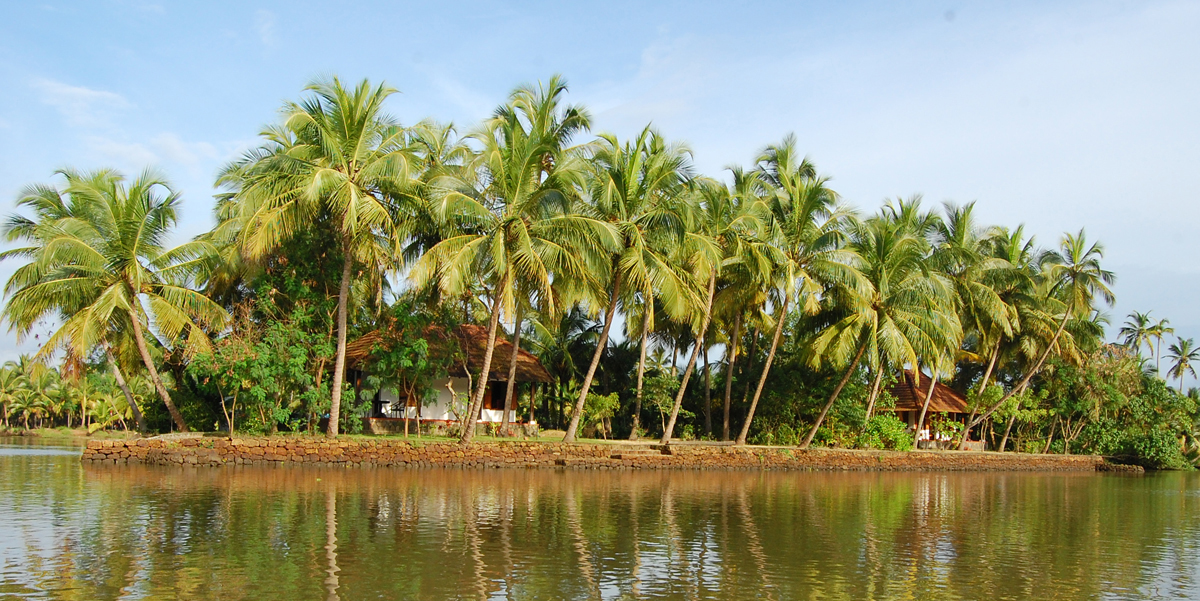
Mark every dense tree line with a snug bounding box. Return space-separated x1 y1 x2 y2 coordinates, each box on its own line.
2 75 1196 466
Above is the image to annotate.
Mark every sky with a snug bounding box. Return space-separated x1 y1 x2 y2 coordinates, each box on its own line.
1 0 1197 381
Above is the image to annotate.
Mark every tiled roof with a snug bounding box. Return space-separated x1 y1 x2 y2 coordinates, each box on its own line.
886 370 970 413
345 324 553 383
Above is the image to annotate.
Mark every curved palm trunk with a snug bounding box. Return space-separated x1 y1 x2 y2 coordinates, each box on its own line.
998 414 1017 452
662 273 716 444
105 345 146 434
327 251 354 437
500 304 524 436
957 341 1001 450
863 362 885 422
801 342 867 449
722 314 742 441
630 305 651 440
564 269 621 442
913 368 939 448
1041 417 1058 453
127 307 187 432
703 346 712 435
967 310 1072 432
736 294 790 445
462 280 507 444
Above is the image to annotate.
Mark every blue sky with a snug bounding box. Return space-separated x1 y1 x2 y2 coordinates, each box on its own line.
1 1 1198 382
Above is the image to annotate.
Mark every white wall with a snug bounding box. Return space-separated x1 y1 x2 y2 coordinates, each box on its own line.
377 377 520 423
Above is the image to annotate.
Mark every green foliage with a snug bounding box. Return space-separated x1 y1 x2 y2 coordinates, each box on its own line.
356 301 459 423
858 414 914 451
583 392 619 439
188 306 332 434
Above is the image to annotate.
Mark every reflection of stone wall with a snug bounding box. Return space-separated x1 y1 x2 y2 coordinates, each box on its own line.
81 437 1109 471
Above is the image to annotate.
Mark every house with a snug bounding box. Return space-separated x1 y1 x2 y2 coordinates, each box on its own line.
885 370 983 449
345 324 553 433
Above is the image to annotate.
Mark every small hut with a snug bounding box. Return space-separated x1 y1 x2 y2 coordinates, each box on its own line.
884 370 981 449
345 324 552 431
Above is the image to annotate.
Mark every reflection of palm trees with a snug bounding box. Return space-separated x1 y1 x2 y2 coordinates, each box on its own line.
564 484 600 598
735 486 775 601
325 488 340 601
464 490 488 601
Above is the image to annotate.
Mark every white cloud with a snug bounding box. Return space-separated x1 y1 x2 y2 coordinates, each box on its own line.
32 78 130 128
429 75 493 119
255 10 276 47
82 133 222 175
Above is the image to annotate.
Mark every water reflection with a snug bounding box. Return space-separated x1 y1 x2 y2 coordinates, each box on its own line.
0 446 1198 600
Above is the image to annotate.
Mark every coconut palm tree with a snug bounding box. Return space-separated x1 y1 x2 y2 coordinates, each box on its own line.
801 214 960 448
1149 318 1175 376
2 169 227 432
1167 338 1199 393
702 170 779 440
965 229 1115 433
0 363 22 428
416 76 605 443
736 135 860 445
562 125 694 442
1119 311 1155 359
217 77 420 436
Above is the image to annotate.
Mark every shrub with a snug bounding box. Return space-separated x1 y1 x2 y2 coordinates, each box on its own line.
858 415 914 451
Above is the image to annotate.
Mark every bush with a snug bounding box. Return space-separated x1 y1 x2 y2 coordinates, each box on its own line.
1127 428 1190 470
857 414 914 451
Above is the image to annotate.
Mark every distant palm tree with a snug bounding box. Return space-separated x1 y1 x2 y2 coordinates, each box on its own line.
1149 318 1175 376
1167 338 1199 393
1119 311 1154 359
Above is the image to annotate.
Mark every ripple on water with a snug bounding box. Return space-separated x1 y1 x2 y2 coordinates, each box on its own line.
0 453 1198 600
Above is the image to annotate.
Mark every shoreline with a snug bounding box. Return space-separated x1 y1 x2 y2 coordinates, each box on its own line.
80 436 1133 472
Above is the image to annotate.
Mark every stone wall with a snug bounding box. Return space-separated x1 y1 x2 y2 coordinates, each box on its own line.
81 436 1110 472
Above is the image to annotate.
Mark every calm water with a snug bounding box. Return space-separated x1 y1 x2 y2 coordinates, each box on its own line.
1 438 1198 600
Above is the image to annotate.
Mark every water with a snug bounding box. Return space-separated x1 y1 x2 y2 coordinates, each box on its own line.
1 438 1198 600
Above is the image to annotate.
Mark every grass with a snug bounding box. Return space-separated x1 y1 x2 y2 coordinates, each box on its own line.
0 426 140 442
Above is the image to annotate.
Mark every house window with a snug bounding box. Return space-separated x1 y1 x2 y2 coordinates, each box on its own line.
485 383 510 411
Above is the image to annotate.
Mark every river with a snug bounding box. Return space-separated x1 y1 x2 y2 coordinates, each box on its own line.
1 437 1198 600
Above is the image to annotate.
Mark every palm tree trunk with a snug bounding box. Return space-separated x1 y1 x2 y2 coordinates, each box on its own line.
722 314 741 441
630 305 651 440
105 344 146 434
998 414 1017 452
501 303 525 435
702 345 712 435
1041 417 1058 453
801 341 867 449
967 309 1072 432
327 250 354 437
736 293 790 445
913 367 939 448
662 272 716 444
127 307 187 432
864 361 886 422
564 268 621 442
957 341 1001 450
462 279 507 444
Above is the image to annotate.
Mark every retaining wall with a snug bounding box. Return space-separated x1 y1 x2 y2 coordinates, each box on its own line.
80 437 1110 472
